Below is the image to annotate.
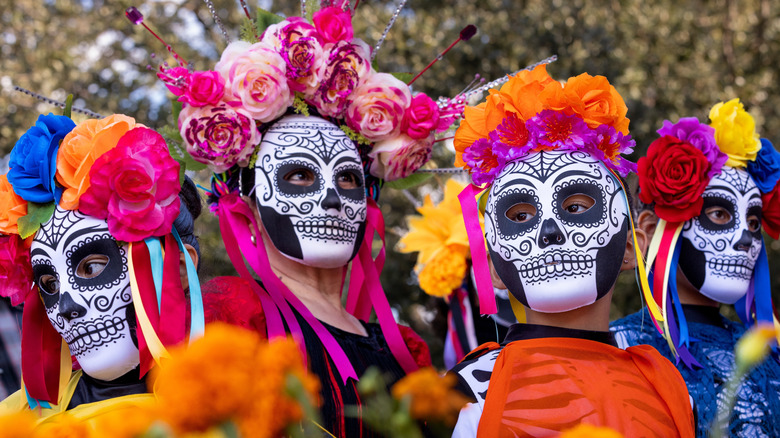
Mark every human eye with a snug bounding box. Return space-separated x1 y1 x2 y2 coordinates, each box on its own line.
562 194 595 214
76 254 109 279
506 203 537 223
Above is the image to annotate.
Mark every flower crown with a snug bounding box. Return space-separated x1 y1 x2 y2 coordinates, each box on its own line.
0 112 182 305
637 98 780 232
140 5 468 183
454 64 636 186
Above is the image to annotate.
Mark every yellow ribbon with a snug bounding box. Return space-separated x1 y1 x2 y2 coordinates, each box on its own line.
128 242 169 363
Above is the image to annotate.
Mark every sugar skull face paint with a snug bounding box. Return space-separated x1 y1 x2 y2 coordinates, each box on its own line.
679 167 762 304
253 115 367 269
31 206 139 381
484 150 629 313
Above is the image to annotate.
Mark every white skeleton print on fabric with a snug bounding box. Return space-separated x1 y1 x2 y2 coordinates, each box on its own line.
253 115 367 269
31 206 139 381
679 167 763 304
484 150 629 313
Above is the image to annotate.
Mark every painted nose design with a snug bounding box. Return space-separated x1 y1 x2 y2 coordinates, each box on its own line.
58 292 87 321
733 229 753 252
538 218 566 248
321 188 342 211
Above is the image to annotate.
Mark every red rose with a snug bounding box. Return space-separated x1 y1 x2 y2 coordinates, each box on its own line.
402 94 440 140
637 135 711 223
761 185 780 239
0 234 32 306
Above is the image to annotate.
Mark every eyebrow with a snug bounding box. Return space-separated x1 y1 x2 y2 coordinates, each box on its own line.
277 151 320 163
706 185 738 197
30 247 51 259
552 169 601 185
62 224 109 250
333 155 360 169
749 192 761 201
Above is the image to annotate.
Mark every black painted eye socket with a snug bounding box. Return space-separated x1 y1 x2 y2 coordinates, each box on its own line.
747 205 762 235
39 274 60 296
76 255 109 279
276 161 323 196
698 196 736 231
283 168 316 186
336 169 363 190
555 181 603 226
506 203 537 223
704 206 732 225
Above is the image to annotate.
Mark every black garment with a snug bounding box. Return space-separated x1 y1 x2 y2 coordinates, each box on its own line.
67 366 147 410
292 309 408 438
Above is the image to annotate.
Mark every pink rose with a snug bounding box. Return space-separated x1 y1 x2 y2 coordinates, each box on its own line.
0 234 32 306
216 41 292 123
401 93 440 139
346 72 411 142
262 18 326 96
368 133 434 181
179 103 261 173
79 127 181 242
179 70 225 107
158 66 190 96
312 6 354 44
309 40 371 118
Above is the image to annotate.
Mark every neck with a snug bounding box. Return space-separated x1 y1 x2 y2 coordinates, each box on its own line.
675 267 719 307
524 290 613 332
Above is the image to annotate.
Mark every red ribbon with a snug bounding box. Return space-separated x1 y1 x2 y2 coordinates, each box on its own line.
20 287 63 403
131 241 160 376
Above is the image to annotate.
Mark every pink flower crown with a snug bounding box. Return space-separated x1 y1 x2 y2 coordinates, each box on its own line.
454 65 637 186
138 5 471 182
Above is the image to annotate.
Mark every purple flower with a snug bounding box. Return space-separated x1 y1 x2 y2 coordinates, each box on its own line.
489 113 534 162
526 110 594 151
583 124 637 177
463 138 505 186
747 138 780 193
657 117 726 178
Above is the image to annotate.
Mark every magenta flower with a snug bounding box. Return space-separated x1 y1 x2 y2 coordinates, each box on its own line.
179 103 261 173
463 138 505 186
312 6 354 44
309 39 371 118
401 93 440 140
657 117 726 178
158 66 190 97
489 113 533 162
0 234 32 306
346 72 411 141
79 127 181 242
369 134 434 181
527 110 594 151
584 124 637 177
179 70 225 107
263 18 325 97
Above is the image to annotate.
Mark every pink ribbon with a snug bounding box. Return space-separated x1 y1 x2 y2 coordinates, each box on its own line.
458 183 497 315
217 194 359 383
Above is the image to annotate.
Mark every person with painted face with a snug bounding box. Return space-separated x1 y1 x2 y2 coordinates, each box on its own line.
448 65 695 437
611 99 780 437
0 113 205 425
152 4 474 436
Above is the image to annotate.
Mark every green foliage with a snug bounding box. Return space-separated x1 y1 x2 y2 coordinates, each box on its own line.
239 17 260 43
383 172 434 190
17 202 55 239
63 94 73 119
390 72 414 84
255 8 284 35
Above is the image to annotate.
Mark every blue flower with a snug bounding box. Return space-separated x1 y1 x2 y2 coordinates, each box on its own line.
7 114 75 203
747 138 780 193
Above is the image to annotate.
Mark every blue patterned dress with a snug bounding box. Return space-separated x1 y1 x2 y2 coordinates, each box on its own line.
611 305 780 437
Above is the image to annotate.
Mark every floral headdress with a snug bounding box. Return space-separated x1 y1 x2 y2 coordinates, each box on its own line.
126 0 482 383
0 107 204 406
454 65 652 317
637 98 780 367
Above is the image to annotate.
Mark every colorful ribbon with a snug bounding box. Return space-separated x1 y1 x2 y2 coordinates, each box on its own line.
457 183 497 315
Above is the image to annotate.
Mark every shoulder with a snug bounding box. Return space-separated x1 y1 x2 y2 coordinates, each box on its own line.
449 343 503 408
202 276 266 335
610 309 663 349
396 325 432 368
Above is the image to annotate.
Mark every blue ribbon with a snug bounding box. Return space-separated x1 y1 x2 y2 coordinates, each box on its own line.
171 227 205 340
144 237 164 313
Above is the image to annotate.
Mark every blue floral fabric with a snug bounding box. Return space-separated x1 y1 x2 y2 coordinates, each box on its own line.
611 307 780 438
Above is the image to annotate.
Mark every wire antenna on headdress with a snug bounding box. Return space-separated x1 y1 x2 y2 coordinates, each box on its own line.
371 0 408 62
461 55 558 100
407 25 477 86
13 86 104 119
125 7 189 67
202 0 231 43
238 0 252 20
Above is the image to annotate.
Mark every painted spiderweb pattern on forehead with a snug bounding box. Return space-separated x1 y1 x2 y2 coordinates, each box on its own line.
499 150 598 183
260 120 355 165
715 167 756 195
34 208 104 251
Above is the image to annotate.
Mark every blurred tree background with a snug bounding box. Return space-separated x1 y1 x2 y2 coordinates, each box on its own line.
1 0 779 367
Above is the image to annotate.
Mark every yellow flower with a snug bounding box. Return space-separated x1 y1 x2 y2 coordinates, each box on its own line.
418 245 469 297
0 409 37 438
735 322 778 372
709 98 761 168
34 413 93 438
399 179 483 297
559 423 624 438
89 404 159 438
391 367 470 426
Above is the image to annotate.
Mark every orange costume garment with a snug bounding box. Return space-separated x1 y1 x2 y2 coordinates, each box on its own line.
451 325 694 438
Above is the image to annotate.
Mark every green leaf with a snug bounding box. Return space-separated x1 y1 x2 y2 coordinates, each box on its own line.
17 202 55 239
165 136 207 173
390 72 413 84
239 16 260 43
63 94 73 119
255 8 284 35
304 0 321 23
383 172 434 190
170 99 182 124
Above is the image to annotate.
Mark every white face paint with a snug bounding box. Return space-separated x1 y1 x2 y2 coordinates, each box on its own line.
31 206 139 381
485 150 629 313
679 167 762 304
253 115 367 269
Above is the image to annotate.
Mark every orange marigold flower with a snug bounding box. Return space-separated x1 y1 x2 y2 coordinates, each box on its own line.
559 423 624 438
0 409 37 438
33 413 93 438
89 404 159 438
418 246 469 297
391 367 469 426
561 73 629 134
454 103 488 167
56 114 137 210
0 174 28 235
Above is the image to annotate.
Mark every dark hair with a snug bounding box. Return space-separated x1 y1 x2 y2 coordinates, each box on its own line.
173 175 203 264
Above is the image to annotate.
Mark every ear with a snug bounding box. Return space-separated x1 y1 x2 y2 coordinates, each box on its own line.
637 210 659 243
487 252 508 289
179 244 199 288
621 226 647 271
